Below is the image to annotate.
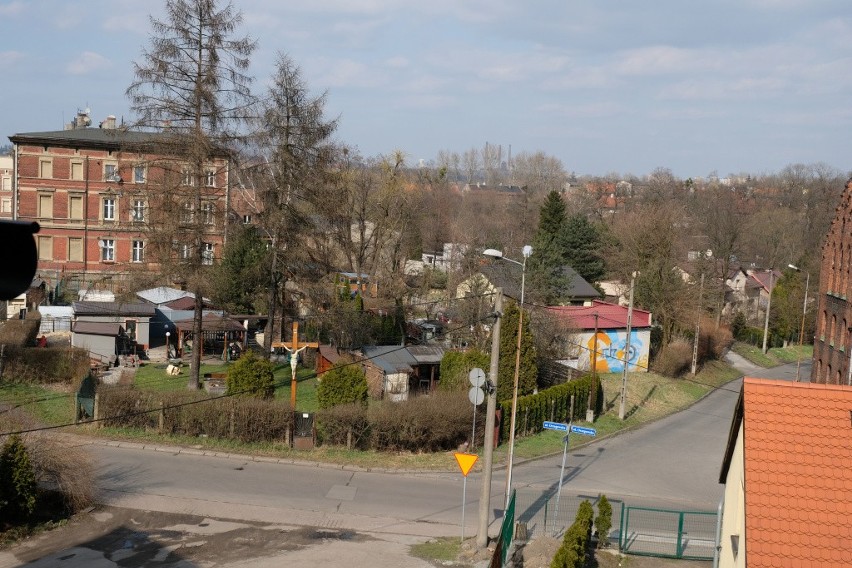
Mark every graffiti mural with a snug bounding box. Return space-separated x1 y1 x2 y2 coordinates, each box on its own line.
586 330 648 373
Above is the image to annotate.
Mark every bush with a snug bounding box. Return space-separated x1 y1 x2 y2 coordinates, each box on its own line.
226 351 275 399
368 391 471 452
1 346 90 384
0 435 37 522
317 402 370 448
317 362 368 409
25 435 94 513
652 339 693 377
708 325 733 359
551 500 594 568
0 313 41 347
438 349 489 392
595 494 612 548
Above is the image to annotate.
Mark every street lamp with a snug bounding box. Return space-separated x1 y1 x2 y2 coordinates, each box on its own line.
483 245 532 508
788 264 809 381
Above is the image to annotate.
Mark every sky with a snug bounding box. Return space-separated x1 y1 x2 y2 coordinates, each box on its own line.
1 0 851 178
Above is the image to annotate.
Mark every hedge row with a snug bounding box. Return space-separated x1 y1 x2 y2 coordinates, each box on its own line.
1 346 90 384
499 374 600 442
317 390 474 452
98 387 293 443
0 313 41 347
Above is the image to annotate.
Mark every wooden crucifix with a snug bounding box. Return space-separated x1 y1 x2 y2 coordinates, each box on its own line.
271 321 318 409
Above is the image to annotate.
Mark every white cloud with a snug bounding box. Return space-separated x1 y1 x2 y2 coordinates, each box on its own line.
393 93 456 110
0 50 25 69
311 58 385 89
66 51 112 75
0 1 25 16
385 56 409 68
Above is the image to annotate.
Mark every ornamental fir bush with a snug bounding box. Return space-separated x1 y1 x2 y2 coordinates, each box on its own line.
595 494 613 548
438 349 489 392
317 362 368 409
226 350 275 399
0 435 37 522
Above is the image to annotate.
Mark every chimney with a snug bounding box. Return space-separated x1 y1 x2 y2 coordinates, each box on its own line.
99 115 117 130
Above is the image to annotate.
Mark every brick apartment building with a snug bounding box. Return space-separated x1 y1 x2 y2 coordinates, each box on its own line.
8 110 231 295
811 177 852 384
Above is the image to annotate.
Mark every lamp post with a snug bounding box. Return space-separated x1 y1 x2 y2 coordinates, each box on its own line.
483 245 532 508
761 269 775 354
788 264 809 381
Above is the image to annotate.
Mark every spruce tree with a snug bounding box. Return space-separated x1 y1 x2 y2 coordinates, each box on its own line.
564 214 606 284
0 435 37 521
528 191 571 304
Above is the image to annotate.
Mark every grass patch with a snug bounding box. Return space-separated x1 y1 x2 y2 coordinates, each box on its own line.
0 382 75 426
732 341 813 368
410 537 464 563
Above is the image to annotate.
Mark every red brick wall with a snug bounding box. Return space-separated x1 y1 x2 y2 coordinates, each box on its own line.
812 178 852 383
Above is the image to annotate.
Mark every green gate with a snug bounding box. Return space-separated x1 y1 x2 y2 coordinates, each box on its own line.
619 506 717 560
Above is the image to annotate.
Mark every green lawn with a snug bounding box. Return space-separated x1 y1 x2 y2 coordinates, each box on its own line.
732 341 813 368
0 382 76 427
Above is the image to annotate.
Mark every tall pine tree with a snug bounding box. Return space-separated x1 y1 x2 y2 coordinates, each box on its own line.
564 213 606 284
527 191 571 304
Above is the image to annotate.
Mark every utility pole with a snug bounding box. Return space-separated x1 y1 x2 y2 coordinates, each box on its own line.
477 288 502 549
618 274 635 421
586 313 599 422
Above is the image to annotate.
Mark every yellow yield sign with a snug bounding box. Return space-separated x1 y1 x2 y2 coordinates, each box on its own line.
454 452 478 477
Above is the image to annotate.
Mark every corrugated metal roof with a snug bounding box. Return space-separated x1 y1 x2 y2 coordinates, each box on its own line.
72 321 123 336
363 345 417 374
547 300 652 329
73 301 156 317
136 286 195 305
406 345 446 364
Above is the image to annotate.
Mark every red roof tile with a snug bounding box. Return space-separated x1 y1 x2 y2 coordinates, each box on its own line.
547 300 652 329
741 378 852 567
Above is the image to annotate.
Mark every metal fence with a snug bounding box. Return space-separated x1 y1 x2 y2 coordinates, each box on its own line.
513 491 717 561
619 506 717 560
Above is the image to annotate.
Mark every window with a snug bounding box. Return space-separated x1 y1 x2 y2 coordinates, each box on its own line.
1 197 10 213
39 158 53 179
1 175 10 191
205 168 216 187
182 168 195 186
68 237 83 262
180 202 194 224
38 194 53 218
104 163 120 182
70 160 84 181
103 197 115 221
132 240 144 263
69 195 84 221
100 239 115 262
131 199 145 222
180 243 192 261
202 242 214 265
201 201 215 225
134 165 146 184
37 236 53 261
125 320 137 341
242 214 252 224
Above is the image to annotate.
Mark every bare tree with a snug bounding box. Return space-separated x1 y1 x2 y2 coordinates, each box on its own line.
127 0 255 389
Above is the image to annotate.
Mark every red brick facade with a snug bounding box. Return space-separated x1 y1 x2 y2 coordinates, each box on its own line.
9 121 230 294
811 178 852 384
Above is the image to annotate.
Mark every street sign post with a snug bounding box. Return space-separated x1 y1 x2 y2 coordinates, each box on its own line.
543 421 569 432
570 425 597 437
454 452 479 543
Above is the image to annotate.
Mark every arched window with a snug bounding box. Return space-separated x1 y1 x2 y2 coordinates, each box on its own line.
830 315 837 346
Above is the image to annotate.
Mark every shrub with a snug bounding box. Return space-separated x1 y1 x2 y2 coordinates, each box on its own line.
25 435 94 513
708 325 733 359
438 349 489 392
0 435 37 521
1 346 90 384
368 391 471 452
551 500 594 568
652 339 693 377
0 312 41 347
595 494 613 548
317 402 370 448
226 351 275 399
317 362 368 409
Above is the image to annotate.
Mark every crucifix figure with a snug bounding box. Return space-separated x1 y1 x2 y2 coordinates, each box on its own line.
272 321 318 409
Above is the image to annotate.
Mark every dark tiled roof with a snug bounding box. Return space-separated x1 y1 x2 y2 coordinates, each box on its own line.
9 128 160 149
479 263 600 302
74 301 156 317
72 321 122 336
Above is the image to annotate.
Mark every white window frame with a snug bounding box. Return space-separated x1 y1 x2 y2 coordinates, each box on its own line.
202 242 214 265
131 198 145 222
201 201 215 225
182 168 195 187
180 243 192 261
100 239 115 262
180 202 194 224
102 197 116 221
205 168 216 187
104 163 120 182
133 165 146 184
131 240 144 263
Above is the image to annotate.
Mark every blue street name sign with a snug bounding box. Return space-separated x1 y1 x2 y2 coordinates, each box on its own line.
570 425 597 436
543 421 569 432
